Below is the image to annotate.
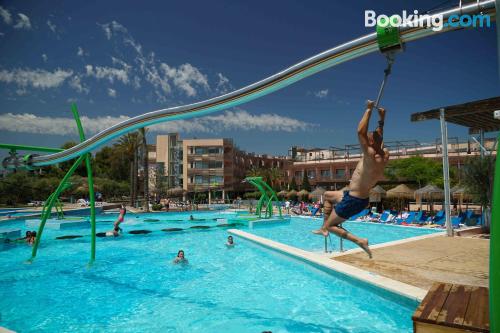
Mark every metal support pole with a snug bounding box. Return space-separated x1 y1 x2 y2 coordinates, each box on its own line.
489 131 500 333
480 129 485 158
324 236 328 253
440 109 453 237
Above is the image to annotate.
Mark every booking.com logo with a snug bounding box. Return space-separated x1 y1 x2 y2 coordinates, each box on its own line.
365 10 491 31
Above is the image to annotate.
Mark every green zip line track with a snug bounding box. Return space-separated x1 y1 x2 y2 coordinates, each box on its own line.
245 177 282 219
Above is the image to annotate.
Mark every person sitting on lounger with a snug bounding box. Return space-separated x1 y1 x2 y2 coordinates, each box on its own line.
313 100 390 258
173 249 188 264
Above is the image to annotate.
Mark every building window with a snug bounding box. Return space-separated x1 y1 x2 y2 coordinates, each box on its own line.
208 160 223 169
320 169 331 178
307 170 316 179
208 147 222 155
194 175 204 184
335 169 346 178
209 176 224 185
194 147 207 155
295 171 303 178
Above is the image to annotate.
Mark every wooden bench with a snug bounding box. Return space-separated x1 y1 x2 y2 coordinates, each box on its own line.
412 282 489 333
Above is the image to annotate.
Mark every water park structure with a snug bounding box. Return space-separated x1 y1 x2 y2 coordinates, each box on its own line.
1 1 499 331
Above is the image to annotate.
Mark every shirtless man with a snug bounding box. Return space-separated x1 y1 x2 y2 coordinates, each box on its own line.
313 100 390 258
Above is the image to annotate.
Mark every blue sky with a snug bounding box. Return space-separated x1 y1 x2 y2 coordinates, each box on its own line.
0 0 498 158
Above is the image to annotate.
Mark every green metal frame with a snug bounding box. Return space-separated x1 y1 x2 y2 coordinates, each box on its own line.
5 103 99 264
245 177 282 219
490 133 499 333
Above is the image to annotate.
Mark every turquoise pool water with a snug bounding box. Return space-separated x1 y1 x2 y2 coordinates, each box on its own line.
1 211 418 332
248 217 440 252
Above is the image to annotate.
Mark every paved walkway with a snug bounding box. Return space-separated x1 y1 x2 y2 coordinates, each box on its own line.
334 235 489 290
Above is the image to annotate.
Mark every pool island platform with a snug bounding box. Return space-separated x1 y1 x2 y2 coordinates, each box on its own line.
334 234 489 290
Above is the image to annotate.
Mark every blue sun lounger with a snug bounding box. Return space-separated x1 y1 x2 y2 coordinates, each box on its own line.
379 210 395 223
349 208 369 220
395 212 416 224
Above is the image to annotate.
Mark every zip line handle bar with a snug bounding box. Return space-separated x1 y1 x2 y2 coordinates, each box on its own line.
374 53 395 109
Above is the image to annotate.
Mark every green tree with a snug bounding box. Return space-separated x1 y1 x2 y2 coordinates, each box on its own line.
94 146 129 181
302 171 311 191
59 141 88 177
289 176 298 191
385 156 445 187
461 156 495 227
268 167 283 190
117 132 140 206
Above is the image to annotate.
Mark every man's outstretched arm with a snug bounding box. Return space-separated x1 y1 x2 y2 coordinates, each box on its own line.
357 100 374 151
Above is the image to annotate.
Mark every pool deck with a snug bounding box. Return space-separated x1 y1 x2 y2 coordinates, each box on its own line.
334 233 489 290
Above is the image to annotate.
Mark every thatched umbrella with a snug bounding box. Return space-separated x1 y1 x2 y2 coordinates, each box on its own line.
297 189 309 201
309 187 326 201
277 190 288 199
287 190 298 200
451 185 471 210
369 185 386 203
415 185 444 210
167 187 186 197
387 184 415 211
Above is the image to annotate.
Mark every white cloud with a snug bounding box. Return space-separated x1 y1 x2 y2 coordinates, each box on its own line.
107 88 117 97
215 73 232 94
41 54 48 62
0 110 314 136
0 6 12 25
0 32 4 37
160 63 209 97
99 21 127 40
100 20 215 102
47 20 56 33
314 89 329 98
85 64 129 84
69 75 89 94
0 68 73 89
13 13 31 30
77 46 84 56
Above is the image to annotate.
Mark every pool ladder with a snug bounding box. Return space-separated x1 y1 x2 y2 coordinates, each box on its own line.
323 226 344 253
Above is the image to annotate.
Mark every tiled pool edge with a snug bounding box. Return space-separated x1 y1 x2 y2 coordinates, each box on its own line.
228 229 428 303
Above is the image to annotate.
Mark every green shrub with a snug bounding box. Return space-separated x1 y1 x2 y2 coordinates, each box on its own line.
152 203 163 211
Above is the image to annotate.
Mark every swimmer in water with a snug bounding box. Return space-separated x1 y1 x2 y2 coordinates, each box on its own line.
226 235 235 247
106 205 127 237
173 249 188 264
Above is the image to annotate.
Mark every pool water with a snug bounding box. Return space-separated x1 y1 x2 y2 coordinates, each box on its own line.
1 211 419 332
249 217 440 252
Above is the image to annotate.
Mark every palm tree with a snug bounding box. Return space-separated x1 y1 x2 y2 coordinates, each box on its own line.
246 166 264 178
118 132 140 206
268 167 283 190
139 128 149 212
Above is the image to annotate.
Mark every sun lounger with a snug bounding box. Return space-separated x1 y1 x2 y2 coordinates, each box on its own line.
350 209 369 220
379 210 395 223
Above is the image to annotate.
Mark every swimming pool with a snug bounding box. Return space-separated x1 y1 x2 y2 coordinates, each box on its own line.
1 211 418 332
249 217 440 252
